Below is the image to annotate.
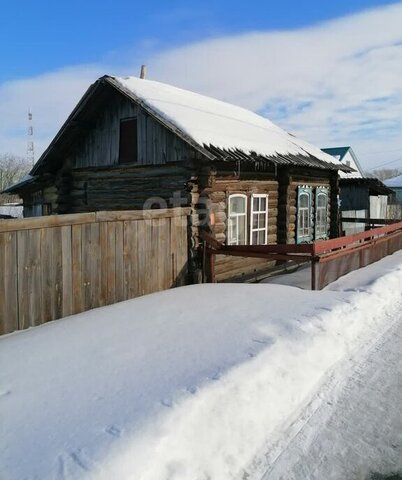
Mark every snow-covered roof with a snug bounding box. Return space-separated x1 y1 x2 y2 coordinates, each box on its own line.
112 76 342 168
384 174 402 188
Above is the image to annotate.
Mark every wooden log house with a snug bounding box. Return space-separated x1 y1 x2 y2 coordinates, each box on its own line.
5 75 349 281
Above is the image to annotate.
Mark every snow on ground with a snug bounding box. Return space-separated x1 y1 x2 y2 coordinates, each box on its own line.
263 308 402 480
1 252 402 480
262 263 311 289
262 252 402 291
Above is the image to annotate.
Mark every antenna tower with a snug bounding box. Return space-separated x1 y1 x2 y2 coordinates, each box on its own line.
27 109 35 166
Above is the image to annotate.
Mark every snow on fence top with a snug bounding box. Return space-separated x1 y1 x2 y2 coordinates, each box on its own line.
114 76 340 167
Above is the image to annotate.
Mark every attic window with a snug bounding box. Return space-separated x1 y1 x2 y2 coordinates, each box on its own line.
119 118 138 164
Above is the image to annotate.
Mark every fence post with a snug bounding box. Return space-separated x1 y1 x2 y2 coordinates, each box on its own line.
202 240 207 283
208 249 215 283
311 256 318 290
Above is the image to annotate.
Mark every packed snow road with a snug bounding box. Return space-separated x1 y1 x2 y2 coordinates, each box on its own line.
262 303 402 480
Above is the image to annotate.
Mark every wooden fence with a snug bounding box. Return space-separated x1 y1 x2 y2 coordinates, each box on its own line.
201 220 402 290
0 208 190 335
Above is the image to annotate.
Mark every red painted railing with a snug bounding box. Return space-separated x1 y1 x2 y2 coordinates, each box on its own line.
200 220 402 289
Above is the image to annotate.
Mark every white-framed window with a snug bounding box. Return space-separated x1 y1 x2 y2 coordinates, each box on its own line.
227 194 247 245
315 187 329 240
250 194 268 245
297 186 313 243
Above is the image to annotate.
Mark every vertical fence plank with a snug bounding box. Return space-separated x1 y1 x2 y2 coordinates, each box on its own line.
61 225 73 317
115 221 125 302
89 223 101 310
0 232 18 333
17 229 42 328
106 222 117 304
123 220 139 300
41 227 63 323
72 224 83 314
134 219 144 296
150 219 160 293
81 223 101 311
17 230 29 329
137 218 152 295
100 222 108 307
173 214 188 286
41 227 54 323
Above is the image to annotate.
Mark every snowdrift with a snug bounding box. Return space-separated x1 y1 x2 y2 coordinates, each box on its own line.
1 252 402 480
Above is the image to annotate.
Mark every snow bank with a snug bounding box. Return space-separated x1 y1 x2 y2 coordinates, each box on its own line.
1 253 402 480
114 76 338 166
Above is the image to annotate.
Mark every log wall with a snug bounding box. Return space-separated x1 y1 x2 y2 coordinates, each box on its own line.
55 164 193 214
202 177 279 281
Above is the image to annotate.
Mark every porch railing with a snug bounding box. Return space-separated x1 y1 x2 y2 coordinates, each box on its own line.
201 220 402 290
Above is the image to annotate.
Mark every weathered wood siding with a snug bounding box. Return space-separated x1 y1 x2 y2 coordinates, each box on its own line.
0 208 189 335
339 184 369 211
70 92 194 169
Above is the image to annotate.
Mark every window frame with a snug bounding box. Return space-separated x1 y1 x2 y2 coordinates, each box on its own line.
250 194 269 245
296 186 313 244
227 194 248 245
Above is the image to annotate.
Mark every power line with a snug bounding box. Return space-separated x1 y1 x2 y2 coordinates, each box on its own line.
367 156 402 171
362 148 402 157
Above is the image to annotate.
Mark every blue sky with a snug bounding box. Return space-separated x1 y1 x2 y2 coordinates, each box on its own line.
1 0 396 82
1 0 402 170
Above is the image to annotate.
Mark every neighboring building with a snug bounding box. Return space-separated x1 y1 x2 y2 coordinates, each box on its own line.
322 146 391 234
4 75 348 280
0 204 23 219
321 146 364 179
384 174 402 203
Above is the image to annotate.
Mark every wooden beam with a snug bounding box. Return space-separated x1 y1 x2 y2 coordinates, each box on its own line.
0 213 96 232
215 250 311 262
313 221 402 254
96 207 191 222
220 244 314 254
341 217 399 225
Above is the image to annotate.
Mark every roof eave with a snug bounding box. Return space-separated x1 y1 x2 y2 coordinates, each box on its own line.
31 78 105 175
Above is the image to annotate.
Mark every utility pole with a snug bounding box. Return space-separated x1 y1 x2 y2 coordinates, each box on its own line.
27 109 35 166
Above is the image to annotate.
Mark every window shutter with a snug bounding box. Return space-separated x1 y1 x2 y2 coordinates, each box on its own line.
315 186 329 240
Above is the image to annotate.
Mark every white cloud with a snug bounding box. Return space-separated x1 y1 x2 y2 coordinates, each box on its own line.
1 3 402 171
0 65 104 162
